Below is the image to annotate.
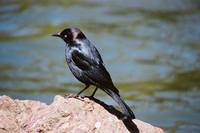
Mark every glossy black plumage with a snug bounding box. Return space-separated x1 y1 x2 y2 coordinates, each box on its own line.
52 28 135 119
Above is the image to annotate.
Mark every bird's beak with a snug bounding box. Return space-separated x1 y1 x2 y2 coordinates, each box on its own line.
52 32 61 37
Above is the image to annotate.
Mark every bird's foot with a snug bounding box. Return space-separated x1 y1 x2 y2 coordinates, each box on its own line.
85 95 95 100
64 93 84 101
64 93 79 98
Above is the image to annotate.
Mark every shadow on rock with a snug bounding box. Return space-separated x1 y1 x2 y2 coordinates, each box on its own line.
86 96 139 133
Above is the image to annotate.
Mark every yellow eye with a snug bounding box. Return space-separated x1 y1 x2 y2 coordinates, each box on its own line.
64 35 67 38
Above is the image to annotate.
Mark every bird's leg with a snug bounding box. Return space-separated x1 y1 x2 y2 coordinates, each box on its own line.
77 84 90 95
90 87 98 97
64 84 90 98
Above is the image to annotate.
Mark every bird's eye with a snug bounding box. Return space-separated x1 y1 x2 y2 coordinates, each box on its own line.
64 35 67 38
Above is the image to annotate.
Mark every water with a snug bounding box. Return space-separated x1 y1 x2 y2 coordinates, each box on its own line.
0 0 200 132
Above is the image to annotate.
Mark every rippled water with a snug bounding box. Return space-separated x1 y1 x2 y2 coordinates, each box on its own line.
0 0 200 132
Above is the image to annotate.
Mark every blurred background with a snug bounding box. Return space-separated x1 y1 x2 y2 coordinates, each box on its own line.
0 0 200 132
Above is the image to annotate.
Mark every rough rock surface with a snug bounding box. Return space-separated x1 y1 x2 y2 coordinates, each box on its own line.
0 95 164 133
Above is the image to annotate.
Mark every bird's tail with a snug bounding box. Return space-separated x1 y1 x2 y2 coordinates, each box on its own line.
102 87 135 119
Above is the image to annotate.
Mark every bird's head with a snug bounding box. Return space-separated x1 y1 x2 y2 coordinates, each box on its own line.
52 27 86 44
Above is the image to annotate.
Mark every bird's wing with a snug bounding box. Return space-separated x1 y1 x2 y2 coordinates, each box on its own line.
71 50 92 70
71 50 100 70
91 46 103 64
71 50 118 91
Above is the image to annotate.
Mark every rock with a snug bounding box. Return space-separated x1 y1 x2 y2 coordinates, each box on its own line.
0 95 164 133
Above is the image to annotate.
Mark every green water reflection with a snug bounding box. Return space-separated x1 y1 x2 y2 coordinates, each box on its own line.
0 0 200 132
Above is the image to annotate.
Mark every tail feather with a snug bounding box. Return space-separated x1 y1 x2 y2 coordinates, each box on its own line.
102 87 135 119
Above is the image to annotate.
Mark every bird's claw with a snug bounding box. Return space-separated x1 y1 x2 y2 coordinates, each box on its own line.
64 93 79 98
64 93 84 101
85 95 95 100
